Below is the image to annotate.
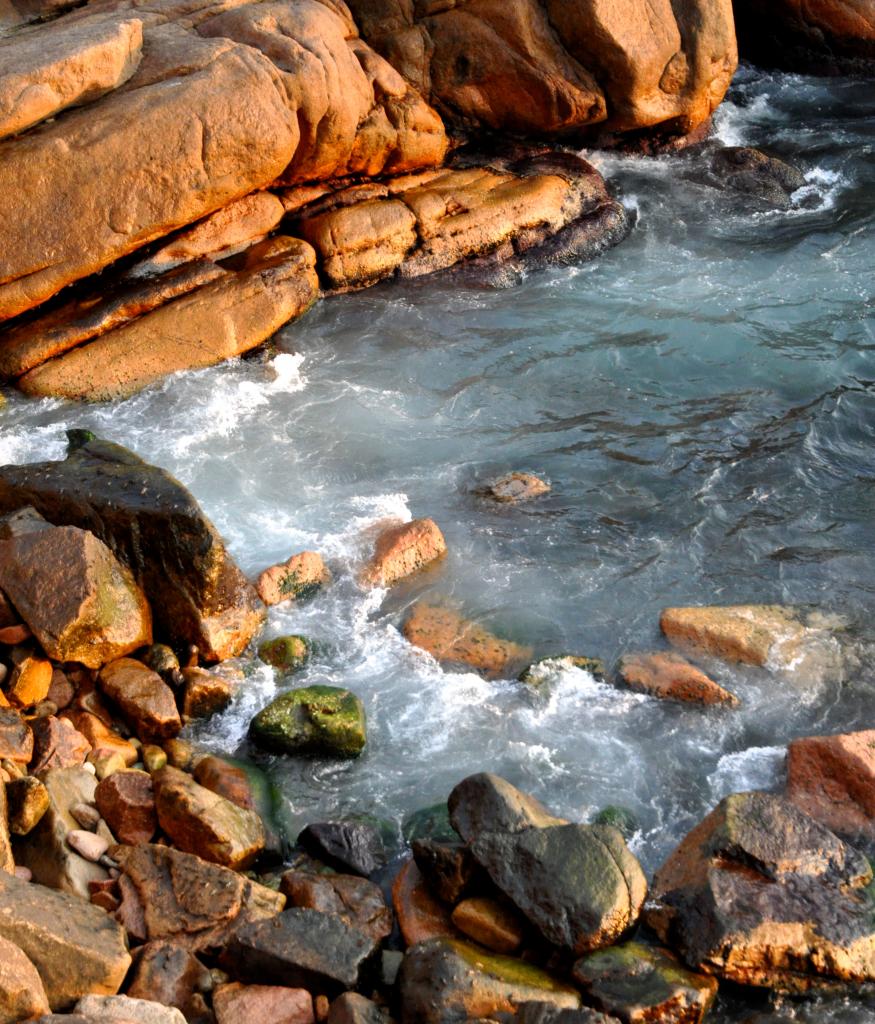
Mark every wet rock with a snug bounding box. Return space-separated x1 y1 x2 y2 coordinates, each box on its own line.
0 705 32 763
397 938 580 1024
258 635 311 673
519 655 605 686
22 239 320 402
7 650 53 707
616 651 739 707
592 807 638 840
403 604 533 679
112 843 284 952
30 716 92 773
6 775 49 835
449 772 565 842
74 994 186 1023
403 802 457 844
412 838 481 903
360 518 447 588
452 897 526 955
299 821 387 877
0 934 50 1024
0 870 130 1010
214 982 314 1024
787 728 875 848
15 766 107 897
572 941 718 1024
281 869 393 944
0 434 264 661
328 993 391 1024
98 658 181 742
514 1006 620 1024
95 769 157 846
646 791 875 990
392 859 459 947
709 147 806 208
0 16 142 141
180 666 234 720
223 907 379 993
126 942 211 1017
153 765 265 870
483 473 551 503
249 685 367 758
193 755 258 811
138 644 181 680
257 551 331 606
659 604 842 674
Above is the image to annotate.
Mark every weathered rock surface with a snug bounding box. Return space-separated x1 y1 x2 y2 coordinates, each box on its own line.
0 434 264 661
403 603 533 679
125 941 209 1015
572 941 718 1024
0 705 32 762
412 837 480 904
29 715 92 773
214 983 314 1024
298 820 386 876
192 755 258 811
0 934 50 1024
361 518 447 588
257 550 331 605
397 938 580 1024
74 994 187 1024
347 0 736 139
483 472 551 503
392 858 460 947
249 685 367 758
282 869 393 944
449 772 564 842
0 870 131 1010
95 769 157 845
180 665 234 720
787 729 875 847
328 993 390 1024
258 634 311 673
707 146 805 208
0 519 151 669
153 765 265 869
223 907 379 993
452 896 526 955
7 649 52 708
0 779 12 872
646 791 875 990
113 843 284 952
616 651 739 707
5 775 50 835
0 15 142 142
99 658 181 742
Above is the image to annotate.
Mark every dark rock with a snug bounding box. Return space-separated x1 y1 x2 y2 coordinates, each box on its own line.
646 791 875 991
222 907 379 993
5 774 50 835
514 1006 620 1024
137 644 181 680
126 942 211 1017
280 869 393 944
249 685 366 758
397 938 579 1024
0 434 264 661
412 838 481 903
0 705 32 763
402 803 456 844
709 147 805 209
298 821 386 877
448 772 564 842
95 769 157 846
328 993 392 1024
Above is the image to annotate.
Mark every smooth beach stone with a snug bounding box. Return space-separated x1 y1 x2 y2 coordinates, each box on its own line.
249 686 366 758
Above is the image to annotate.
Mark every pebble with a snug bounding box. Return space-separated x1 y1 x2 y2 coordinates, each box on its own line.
91 752 126 780
13 866 32 882
142 744 168 773
82 761 97 775
67 828 109 862
70 802 101 830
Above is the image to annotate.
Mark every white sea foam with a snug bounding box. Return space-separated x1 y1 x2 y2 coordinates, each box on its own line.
708 745 786 800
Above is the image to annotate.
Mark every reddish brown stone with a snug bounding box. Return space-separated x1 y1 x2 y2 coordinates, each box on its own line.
392 859 460 948
64 710 138 766
47 668 76 710
257 550 331 606
281 870 393 944
0 623 32 644
0 780 13 872
126 941 210 1016
0 706 32 763
98 658 181 742
360 518 446 588
214 983 314 1024
30 716 92 773
617 651 739 707
95 769 157 846
192 756 257 811
180 666 233 720
0 935 50 1022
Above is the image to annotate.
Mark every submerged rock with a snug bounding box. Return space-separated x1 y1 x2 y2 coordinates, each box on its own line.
249 685 367 758
257 551 331 606
403 604 533 679
592 807 639 841
646 791 875 991
397 938 580 1024
482 472 551 503
361 518 447 588
616 651 739 707
258 635 311 673
708 147 806 208
519 655 606 686
0 434 264 661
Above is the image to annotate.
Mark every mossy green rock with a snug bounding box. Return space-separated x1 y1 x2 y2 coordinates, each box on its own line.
593 806 639 840
249 685 366 758
572 941 718 1024
258 635 310 673
519 655 606 685
402 802 456 844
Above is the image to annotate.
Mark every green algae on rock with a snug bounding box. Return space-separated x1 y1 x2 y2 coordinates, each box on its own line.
249 685 366 758
593 806 639 840
257 635 311 674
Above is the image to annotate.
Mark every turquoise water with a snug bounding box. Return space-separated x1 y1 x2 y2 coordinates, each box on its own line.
2 64 874 1019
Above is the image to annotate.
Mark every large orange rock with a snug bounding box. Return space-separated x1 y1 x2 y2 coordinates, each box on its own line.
347 0 737 140
0 936 50 1023
361 518 447 588
616 651 739 707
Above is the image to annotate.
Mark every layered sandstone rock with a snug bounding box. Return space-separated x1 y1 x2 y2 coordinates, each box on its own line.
347 0 737 140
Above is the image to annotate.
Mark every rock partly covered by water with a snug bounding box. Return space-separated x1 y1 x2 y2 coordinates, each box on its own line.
249 685 367 758
0 433 264 661
361 518 447 588
616 651 739 707
257 550 331 606
646 790 875 991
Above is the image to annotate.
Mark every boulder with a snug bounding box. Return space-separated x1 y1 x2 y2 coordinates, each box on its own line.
298 820 387 876
14 765 107 897
448 772 564 842
281 869 393 945
572 942 718 1024
95 769 157 846
0 434 264 661
152 765 265 870
361 518 447 588
0 870 130 1010
615 651 739 707
708 146 805 208
213 983 314 1024
223 907 380 993
125 942 211 1017
29 716 92 773
0 705 32 762
397 938 580 1024
192 755 258 811
0 521 151 669
391 858 459 947
482 472 551 503
6 775 50 835
258 634 311 673
112 843 284 952
249 685 367 758
411 838 481 904
787 729 875 847
179 666 233 720
257 550 331 606
451 897 526 955
98 658 181 742
74 995 186 1024
0 935 50 1024
646 791 875 990
403 604 532 679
